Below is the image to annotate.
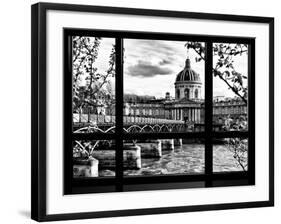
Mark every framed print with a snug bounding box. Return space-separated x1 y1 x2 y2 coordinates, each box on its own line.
31 2 274 222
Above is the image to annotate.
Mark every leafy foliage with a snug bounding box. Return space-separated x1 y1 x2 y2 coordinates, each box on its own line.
72 36 116 115
73 140 114 159
223 115 248 171
223 115 248 132
185 42 248 104
225 138 248 171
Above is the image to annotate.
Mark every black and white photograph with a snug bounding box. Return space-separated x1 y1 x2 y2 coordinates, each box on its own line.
71 36 249 179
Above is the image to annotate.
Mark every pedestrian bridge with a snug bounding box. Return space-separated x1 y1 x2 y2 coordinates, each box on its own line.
73 114 204 133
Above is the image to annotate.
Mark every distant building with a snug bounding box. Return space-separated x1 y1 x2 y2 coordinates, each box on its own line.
75 55 247 126
123 55 247 125
213 98 247 124
123 56 203 123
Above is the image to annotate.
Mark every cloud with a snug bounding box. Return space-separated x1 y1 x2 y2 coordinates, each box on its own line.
159 59 173 65
124 39 185 77
124 39 185 66
127 60 173 77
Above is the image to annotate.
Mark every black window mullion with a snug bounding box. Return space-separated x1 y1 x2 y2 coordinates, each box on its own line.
205 41 213 185
211 131 249 139
64 33 74 194
72 133 116 140
123 132 206 140
115 37 124 191
248 41 255 184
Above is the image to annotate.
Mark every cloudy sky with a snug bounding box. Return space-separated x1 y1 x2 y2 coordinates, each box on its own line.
93 38 248 99
123 39 204 98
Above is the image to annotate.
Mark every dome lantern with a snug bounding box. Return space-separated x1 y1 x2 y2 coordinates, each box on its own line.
185 58 191 69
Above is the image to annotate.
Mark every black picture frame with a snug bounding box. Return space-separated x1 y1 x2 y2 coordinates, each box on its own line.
31 2 274 222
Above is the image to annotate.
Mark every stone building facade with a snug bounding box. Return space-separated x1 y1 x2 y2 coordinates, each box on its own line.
124 56 204 123
123 56 247 125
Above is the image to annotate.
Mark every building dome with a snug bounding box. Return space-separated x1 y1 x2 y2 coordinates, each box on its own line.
175 58 201 83
174 56 202 101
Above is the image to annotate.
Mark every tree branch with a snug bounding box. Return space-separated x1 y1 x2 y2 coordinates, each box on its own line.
187 43 247 103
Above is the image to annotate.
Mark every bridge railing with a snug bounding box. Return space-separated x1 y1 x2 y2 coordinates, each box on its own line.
73 114 115 124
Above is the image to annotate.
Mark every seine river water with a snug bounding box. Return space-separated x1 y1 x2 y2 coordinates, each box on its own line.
125 144 243 176
99 143 244 177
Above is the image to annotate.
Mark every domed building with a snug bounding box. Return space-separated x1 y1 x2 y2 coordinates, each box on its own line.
175 57 202 101
164 55 203 123
122 55 205 125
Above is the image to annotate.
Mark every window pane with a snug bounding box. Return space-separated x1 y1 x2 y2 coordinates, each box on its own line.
213 43 248 132
123 138 205 176
213 138 248 172
123 39 205 133
73 140 116 178
72 36 116 133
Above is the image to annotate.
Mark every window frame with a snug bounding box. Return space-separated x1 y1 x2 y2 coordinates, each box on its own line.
63 28 255 195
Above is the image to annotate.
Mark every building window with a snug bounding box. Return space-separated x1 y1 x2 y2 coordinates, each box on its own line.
64 29 255 195
195 88 199 99
176 89 180 99
184 88 190 99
